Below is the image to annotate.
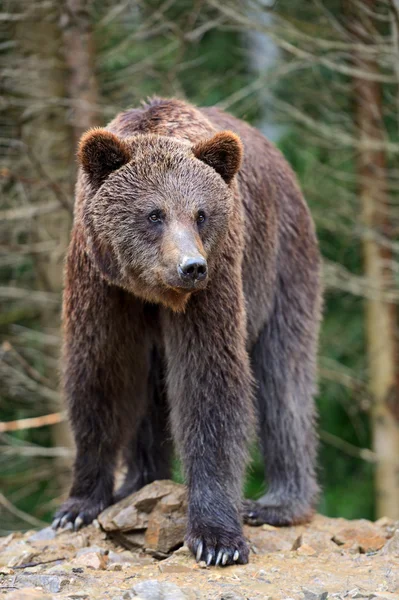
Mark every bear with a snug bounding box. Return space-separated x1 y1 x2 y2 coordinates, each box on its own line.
53 97 322 567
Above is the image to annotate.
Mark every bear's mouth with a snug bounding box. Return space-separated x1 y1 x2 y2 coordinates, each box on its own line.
163 282 194 294
165 279 208 294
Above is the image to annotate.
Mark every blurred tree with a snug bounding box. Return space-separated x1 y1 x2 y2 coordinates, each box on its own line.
61 0 100 143
345 0 399 519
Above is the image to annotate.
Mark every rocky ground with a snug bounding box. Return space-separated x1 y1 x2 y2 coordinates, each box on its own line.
0 481 398 600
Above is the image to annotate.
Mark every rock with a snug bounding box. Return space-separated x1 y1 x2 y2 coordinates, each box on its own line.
72 550 108 569
380 530 399 556
297 531 339 554
99 504 149 532
99 481 185 532
145 511 186 554
7 550 39 568
112 530 146 550
107 562 123 571
331 520 387 552
244 524 297 553
15 574 69 593
296 544 317 556
131 579 189 599
302 589 328 600
108 550 138 564
169 544 190 556
5 590 53 600
133 481 186 513
157 489 186 514
99 480 187 557
27 528 56 543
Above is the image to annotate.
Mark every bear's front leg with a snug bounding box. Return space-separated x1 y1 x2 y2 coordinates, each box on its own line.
163 270 254 566
53 231 149 530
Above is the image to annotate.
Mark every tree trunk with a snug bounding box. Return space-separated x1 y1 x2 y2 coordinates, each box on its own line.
15 0 100 494
347 0 399 518
60 0 100 145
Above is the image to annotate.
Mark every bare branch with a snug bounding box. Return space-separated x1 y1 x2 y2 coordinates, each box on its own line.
0 493 47 528
0 411 65 433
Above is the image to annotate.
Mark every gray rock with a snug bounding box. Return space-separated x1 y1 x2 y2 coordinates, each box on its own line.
302 590 328 600
131 579 188 599
108 550 139 564
16 574 69 593
27 527 56 542
381 530 399 556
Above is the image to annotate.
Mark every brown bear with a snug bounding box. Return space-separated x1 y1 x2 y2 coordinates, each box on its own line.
53 97 322 567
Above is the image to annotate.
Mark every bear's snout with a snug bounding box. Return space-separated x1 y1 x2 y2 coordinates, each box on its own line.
178 256 208 286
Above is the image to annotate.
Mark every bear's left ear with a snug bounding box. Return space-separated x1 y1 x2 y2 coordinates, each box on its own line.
192 131 243 184
78 128 131 188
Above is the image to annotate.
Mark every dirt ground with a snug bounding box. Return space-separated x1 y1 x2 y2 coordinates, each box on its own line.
1 482 398 600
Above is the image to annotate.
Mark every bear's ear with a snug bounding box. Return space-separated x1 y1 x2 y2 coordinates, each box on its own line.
192 131 243 184
78 128 131 188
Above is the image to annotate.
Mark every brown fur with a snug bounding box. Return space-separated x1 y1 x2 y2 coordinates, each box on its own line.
192 131 243 184
78 128 131 188
54 98 322 567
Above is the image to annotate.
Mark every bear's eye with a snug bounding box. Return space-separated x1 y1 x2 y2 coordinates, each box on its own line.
148 211 162 224
197 211 206 225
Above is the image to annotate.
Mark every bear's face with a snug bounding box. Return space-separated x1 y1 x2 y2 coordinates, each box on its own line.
78 129 243 311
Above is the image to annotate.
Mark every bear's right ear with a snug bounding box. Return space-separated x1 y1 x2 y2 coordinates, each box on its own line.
78 128 131 188
193 131 243 184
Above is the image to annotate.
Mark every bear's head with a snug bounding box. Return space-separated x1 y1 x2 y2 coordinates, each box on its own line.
78 128 243 311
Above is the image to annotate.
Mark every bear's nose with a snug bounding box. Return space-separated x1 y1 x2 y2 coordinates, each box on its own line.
178 256 208 282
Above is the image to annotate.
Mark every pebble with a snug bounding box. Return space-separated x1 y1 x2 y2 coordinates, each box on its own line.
107 562 123 571
131 579 189 599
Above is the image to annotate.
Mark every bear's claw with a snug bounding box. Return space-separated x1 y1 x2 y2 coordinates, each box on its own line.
243 497 314 527
52 496 109 532
190 535 248 567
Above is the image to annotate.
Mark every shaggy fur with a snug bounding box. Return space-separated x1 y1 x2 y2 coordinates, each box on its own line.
53 98 322 567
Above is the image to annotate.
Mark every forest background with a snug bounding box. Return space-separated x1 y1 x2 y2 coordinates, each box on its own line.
1 0 399 533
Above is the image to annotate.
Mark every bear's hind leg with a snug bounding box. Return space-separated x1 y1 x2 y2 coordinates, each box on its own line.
114 348 173 502
244 297 320 527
